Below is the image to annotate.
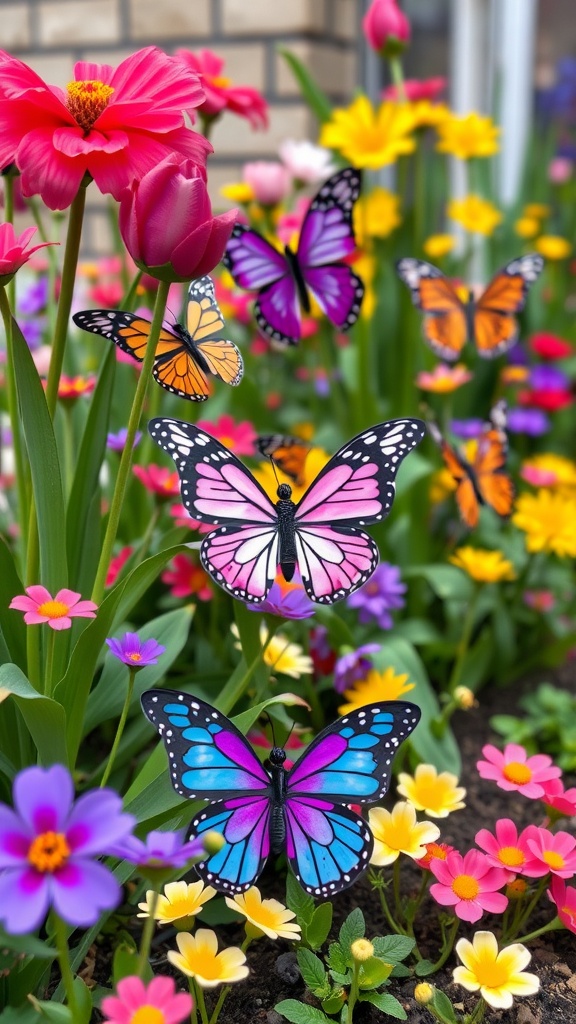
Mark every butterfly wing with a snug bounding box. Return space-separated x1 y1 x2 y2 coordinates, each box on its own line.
141 689 272 893
428 420 481 528
223 224 301 346
73 309 181 363
474 254 544 358
396 258 468 360
472 401 514 517
293 419 426 602
285 701 421 895
186 276 243 387
257 434 310 486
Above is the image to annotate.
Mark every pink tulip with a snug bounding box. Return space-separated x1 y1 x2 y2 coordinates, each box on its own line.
118 155 237 282
362 0 411 56
243 161 291 206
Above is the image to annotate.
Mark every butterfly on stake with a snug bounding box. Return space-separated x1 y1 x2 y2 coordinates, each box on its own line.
223 167 364 347
256 434 311 487
396 254 544 361
73 276 243 401
428 401 514 529
141 688 421 896
148 416 426 605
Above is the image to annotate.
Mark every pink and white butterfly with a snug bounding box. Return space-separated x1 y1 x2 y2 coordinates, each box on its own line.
149 417 426 605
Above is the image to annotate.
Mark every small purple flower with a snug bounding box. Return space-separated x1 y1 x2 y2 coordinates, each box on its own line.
346 563 407 629
106 632 165 668
18 277 49 316
450 418 484 440
333 643 380 693
507 407 551 436
20 318 44 350
246 570 315 619
107 428 142 452
0 765 135 934
529 364 570 391
113 829 204 872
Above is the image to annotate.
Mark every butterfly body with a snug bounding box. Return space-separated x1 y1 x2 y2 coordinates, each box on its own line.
283 242 311 313
275 484 298 580
141 689 421 896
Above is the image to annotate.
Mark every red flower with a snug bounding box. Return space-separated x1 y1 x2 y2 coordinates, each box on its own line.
105 546 133 588
0 223 56 284
195 414 257 456
57 375 96 402
176 49 268 129
0 47 211 210
161 553 212 600
362 0 411 55
529 333 573 359
133 464 180 498
119 155 237 282
517 389 573 412
383 77 447 102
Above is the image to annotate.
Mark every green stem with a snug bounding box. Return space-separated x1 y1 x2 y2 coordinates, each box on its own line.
347 959 361 1024
208 985 231 1024
136 888 159 977
465 997 487 1024
0 285 29 570
506 877 551 939
429 917 459 973
100 667 137 787
388 55 407 103
510 916 564 945
195 983 210 1024
215 628 278 714
44 629 56 698
62 405 75 497
52 913 79 1019
91 278 171 604
392 857 403 923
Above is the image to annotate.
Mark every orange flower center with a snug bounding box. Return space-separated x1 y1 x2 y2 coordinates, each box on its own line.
130 1008 166 1024
498 846 525 868
127 652 142 662
451 873 480 900
66 80 114 132
543 850 565 870
37 600 69 619
209 75 232 89
219 435 236 449
28 831 70 872
503 761 532 785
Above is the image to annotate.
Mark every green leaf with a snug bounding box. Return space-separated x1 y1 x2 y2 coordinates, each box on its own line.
358 956 393 989
286 871 315 925
274 1000 332 1024
405 564 473 602
306 901 333 950
0 1008 42 1024
0 537 26 670
278 50 333 123
0 664 67 766
414 959 435 977
321 990 346 1015
0 926 55 960
432 989 458 1021
71 977 92 1024
113 941 153 985
27 1002 71 1024
297 948 329 997
372 935 415 964
338 907 365 958
232 691 311 736
358 991 407 1019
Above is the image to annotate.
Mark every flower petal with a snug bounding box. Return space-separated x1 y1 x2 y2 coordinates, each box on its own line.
0 867 50 933
13 764 74 832
51 859 121 925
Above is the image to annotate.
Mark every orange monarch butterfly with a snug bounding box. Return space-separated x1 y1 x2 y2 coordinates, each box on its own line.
73 276 243 401
256 434 311 486
428 401 514 529
396 254 544 361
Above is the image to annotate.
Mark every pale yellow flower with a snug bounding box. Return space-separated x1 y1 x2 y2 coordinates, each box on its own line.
260 624 313 678
447 195 503 236
338 667 415 715
319 95 416 169
353 187 401 247
453 686 477 710
225 887 301 941
449 547 516 583
513 490 576 557
414 982 434 1004
423 234 455 259
534 234 571 260
167 928 249 988
453 932 539 1009
369 801 440 866
137 880 216 925
397 764 466 818
436 112 500 159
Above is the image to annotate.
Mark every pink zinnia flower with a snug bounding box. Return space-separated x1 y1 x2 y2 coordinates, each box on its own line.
195 414 256 456
0 223 56 283
525 827 576 878
133 464 180 498
429 849 509 923
101 975 192 1024
9 586 97 630
540 777 576 818
549 877 576 933
0 47 211 210
161 554 212 601
169 504 214 534
475 820 541 880
477 743 561 799
176 49 268 129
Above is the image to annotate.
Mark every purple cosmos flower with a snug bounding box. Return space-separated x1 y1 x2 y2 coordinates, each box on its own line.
346 563 407 629
450 418 484 440
246 571 315 619
0 765 135 934
333 643 380 693
106 632 165 668
107 428 142 452
112 829 204 871
507 407 551 436
529 364 570 391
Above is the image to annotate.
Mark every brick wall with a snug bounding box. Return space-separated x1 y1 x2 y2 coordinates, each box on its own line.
2 0 362 253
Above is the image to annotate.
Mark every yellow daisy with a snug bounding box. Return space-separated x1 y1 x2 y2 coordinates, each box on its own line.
514 216 540 239
338 667 415 715
436 112 500 159
513 491 576 557
397 764 466 818
534 235 572 260
260 624 313 678
410 100 451 130
353 187 402 247
430 467 457 504
453 932 539 1009
369 801 440 866
220 182 255 204
225 887 301 941
423 234 455 259
319 95 416 169
253 446 330 503
521 453 576 494
167 928 249 988
447 195 503 236
449 547 516 583
524 203 550 219
138 880 216 925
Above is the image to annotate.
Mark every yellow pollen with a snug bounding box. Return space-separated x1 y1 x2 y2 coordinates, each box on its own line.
37 600 69 619
429 843 449 860
28 831 70 872
127 652 142 662
451 873 480 900
503 761 532 785
499 846 525 868
130 1008 166 1024
66 80 114 132
543 850 565 870
220 436 235 449
209 75 232 89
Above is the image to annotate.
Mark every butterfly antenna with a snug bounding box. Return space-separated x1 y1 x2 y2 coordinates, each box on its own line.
262 711 277 746
268 455 281 489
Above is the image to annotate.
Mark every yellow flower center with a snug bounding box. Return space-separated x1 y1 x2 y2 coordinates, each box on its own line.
219 435 235 449
66 80 114 132
451 874 480 900
503 762 532 785
542 850 565 870
37 600 70 619
127 652 142 662
472 959 510 988
209 75 232 89
130 1008 166 1024
499 846 525 868
28 831 70 872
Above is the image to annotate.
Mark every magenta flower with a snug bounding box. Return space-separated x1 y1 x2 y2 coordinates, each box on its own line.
0 47 210 210
245 568 314 619
107 428 142 451
176 48 268 129
106 633 165 668
429 849 509 923
540 777 576 818
333 643 380 694
346 562 406 629
477 743 562 799
9 586 98 630
195 413 257 456
0 765 135 933
526 827 576 878
101 975 193 1024
119 154 237 282
0 224 56 284
549 877 576 934
475 819 541 880
161 554 213 601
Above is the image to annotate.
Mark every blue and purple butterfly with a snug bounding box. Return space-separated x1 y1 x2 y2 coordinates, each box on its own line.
148 417 426 605
223 166 364 346
141 689 421 896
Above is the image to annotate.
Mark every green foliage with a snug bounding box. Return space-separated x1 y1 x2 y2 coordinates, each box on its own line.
491 681 576 770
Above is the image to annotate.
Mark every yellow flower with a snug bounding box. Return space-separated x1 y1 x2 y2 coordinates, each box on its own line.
352 251 376 319
449 547 516 583
253 446 330 503
225 887 301 941
416 363 472 393
319 95 416 169
447 195 503 236
453 686 477 710
414 982 434 1005
220 182 255 203
534 234 572 260
167 928 249 988
138 880 217 925
521 453 576 494
436 112 500 159
430 467 457 504
514 216 540 239
410 101 451 130
338 667 415 715
397 764 466 818
369 801 440 866
453 932 539 1010
500 365 529 384
353 187 401 246
524 203 550 219
423 234 455 259
260 624 313 678
512 491 576 557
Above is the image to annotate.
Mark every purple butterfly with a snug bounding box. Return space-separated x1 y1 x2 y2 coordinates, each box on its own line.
141 689 421 896
148 417 426 605
223 166 364 346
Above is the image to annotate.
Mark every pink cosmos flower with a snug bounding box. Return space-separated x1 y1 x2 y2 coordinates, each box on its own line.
101 975 192 1024
105 546 133 588
540 777 576 818
161 554 213 601
477 743 562 799
429 849 508 923
195 413 256 456
0 223 56 283
243 161 291 206
9 586 98 630
525 827 576 878
520 465 558 487
383 77 447 102
0 47 211 210
169 504 214 534
133 464 180 498
549 877 576 933
175 49 268 129
475 820 542 880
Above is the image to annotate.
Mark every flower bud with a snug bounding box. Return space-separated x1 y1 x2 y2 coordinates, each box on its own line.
453 685 477 710
351 938 374 961
414 982 434 1005
203 830 225 855
362 0 411 57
